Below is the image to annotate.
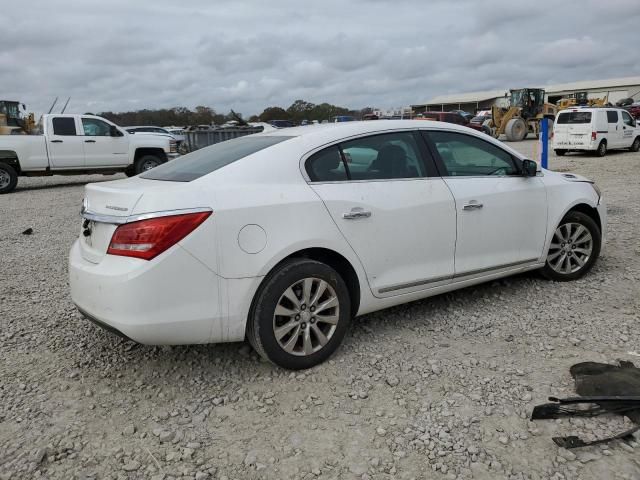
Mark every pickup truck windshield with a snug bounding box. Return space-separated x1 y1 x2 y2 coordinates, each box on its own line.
141 135 293 182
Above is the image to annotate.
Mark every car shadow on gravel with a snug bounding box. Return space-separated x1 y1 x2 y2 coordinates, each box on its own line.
13 177 120 193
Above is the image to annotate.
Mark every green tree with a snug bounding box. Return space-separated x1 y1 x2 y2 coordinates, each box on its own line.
258 106 289 122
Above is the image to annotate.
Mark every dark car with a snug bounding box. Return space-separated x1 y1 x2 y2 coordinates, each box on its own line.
467 114 492 135
269 120 294 128
416 111 469 126
626 103 640 119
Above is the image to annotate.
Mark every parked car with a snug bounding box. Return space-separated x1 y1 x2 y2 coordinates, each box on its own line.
269 120 294 128
416 111 468 126
450 110 474 122
0 114 178 194
625 103 640 120
553 107 640 156
70 120 606 369
467 114 492 134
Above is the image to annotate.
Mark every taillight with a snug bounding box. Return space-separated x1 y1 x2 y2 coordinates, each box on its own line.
107 211 211 260
591 132 597 141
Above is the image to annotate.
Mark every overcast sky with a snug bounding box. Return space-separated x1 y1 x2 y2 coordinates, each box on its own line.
3 0 640 117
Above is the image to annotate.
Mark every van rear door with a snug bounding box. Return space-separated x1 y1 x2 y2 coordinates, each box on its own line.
555 110 593 148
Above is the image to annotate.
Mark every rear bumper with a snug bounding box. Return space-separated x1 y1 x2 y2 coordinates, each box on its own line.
69 240 253 345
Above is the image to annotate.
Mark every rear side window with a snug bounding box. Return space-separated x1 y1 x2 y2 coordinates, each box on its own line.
557 112 592 124
306 146 348 182
52 117 76 135
141 136 293 182
606 111 618 123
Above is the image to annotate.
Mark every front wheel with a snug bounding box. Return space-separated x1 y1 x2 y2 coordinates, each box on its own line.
0 162 18 194
247 259 351 369
555 149 567 156
541 211 601 281
630 136 640 152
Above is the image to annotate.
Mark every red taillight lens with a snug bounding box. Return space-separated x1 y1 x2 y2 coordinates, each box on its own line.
591 131 597 140
107 211 211 260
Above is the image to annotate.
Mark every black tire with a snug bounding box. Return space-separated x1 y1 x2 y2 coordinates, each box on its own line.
0 162 18 194
541 211 601 282
595 140 607 157
124 165 136 177
134 155 163 174
630 136 640 152
247 259 351 370
555 149 567 156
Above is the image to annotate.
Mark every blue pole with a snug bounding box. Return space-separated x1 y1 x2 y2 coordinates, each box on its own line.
541 118 549 169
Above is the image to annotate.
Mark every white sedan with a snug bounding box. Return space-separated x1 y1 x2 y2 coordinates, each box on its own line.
69 121 606 369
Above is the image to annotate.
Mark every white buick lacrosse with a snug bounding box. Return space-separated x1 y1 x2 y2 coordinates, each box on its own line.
69 120 606 369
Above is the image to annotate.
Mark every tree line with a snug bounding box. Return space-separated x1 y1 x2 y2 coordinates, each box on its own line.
99 100 372 127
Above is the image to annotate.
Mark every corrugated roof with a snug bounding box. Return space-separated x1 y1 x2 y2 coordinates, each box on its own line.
545 76 640 93
415 76 640 107
414 89 508 106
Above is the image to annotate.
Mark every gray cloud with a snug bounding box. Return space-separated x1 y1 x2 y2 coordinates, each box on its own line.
3 0 640 117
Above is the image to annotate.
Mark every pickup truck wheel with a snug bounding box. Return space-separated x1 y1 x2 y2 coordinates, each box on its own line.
135 155 162 174
0 162 18 194
631 136 640 152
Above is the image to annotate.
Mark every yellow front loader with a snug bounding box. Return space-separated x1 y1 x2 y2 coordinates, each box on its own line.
487 88 557 141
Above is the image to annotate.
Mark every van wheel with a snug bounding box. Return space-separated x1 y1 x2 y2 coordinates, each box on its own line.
595 141 607 157
541 211 601 282
135 155 163 174
555 149 567 156
631 137 640 152
247 259 351 370
0 162 18 194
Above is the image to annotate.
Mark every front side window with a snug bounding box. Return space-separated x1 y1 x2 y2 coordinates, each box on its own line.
82 118 111 136
52 117 76 136
606 111 618 124
142 135 293 182
426 131 518 177
622 111 635 127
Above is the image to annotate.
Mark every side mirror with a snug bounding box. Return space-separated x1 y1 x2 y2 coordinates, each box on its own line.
110 125 122 137
522 159 538 176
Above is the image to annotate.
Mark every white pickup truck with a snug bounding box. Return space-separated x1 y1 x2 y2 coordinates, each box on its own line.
0 114 179 194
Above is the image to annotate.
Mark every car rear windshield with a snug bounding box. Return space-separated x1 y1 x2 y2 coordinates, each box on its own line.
557 112 592 124
141 136 293 182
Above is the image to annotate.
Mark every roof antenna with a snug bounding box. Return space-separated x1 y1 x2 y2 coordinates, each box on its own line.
47 97 59 114
60 97 71 114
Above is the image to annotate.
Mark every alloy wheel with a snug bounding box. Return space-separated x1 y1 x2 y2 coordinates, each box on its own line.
547 222 593 274
141 159 159 171
0 169 10 189
272 277 339 356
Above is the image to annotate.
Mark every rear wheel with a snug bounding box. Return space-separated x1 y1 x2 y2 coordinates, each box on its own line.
134 155 163 174
247 259 351 370
0 162 18 194
555 149 567 156
541 211 601 281
595 140 607 157
630 136 640 152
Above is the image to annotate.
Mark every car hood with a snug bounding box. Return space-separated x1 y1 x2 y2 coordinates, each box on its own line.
545 169 593 183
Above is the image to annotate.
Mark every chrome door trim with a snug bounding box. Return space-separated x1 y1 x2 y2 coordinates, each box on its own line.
376 258 539 295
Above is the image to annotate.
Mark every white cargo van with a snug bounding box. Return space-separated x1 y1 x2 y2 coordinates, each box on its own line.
552 107 640 157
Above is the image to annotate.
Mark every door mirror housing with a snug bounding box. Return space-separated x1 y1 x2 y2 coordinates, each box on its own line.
522 159 538 176
110 125 123 137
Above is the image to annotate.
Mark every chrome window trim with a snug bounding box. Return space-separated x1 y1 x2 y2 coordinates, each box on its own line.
81 207 213 225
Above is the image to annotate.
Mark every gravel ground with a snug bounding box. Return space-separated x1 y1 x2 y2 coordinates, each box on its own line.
1 140 639 480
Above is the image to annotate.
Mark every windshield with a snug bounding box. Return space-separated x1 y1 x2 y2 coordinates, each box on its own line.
141 135 293 182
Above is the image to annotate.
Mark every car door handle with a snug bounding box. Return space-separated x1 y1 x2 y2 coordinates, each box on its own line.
343 208 372 219
84 139 96 143
51 140 63 143
463 203 483 210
